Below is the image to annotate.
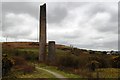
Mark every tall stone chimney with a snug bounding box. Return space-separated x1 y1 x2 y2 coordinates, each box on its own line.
39 3 46 62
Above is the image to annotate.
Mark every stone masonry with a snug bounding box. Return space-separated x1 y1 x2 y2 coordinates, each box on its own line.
39 4 46 62
48 41 56 62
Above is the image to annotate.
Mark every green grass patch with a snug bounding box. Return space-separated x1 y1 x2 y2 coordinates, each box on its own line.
12 68 56 78
92 68 120 78
18 48 39 52
37 63 81 78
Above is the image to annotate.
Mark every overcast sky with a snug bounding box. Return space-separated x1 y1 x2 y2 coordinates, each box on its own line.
0 2 119 51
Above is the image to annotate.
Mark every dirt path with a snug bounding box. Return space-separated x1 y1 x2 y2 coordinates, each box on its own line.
36 66 67 80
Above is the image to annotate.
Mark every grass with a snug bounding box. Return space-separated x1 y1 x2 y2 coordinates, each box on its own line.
11 67 56 78
18 69 55 78
18 48 68 53
92 68 120 78
36 63 81 78
56 49 69 55
3 45 120 79
18 48 39 52
16 48 120 79
12 62 81 79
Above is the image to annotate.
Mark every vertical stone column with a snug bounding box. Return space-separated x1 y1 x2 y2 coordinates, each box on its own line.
39 3 46 62
48 41 56 62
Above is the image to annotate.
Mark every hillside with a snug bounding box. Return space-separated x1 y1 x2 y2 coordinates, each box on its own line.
2 42 107 55
2 42 120 79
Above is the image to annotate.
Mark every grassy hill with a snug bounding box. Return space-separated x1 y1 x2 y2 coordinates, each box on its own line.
2 42 120 79
2 42 108 56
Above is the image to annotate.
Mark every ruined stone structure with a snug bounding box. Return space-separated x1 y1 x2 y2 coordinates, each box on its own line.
39 4 46 62
48 41 56 62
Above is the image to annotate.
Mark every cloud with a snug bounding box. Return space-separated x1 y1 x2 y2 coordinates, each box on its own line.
1 2 118 51
0 2 2 30
2 13 38 41
89 12 118 33
47 3 68 24
43 2 118 51
2 2 42 19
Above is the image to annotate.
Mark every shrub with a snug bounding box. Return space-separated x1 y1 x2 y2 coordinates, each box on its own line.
13 56 35 74
86 60 100 71
57 54 80 68
111 56 120 68
2 54 14 76
88 56 108 68
13 56 27 66
13 50 38 61
23 51 38 61
21 65 35 73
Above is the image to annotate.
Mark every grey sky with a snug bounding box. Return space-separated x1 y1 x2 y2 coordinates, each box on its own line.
1 2 118 51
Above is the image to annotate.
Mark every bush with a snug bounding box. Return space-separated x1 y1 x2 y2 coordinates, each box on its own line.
57 54 80 68
21 65 35 73
13 50 38 61
2 54 14 76
111 56 120 68
13 56 27 66
23 51 38 61
88 56 108 68
86 60 100 71
13 56 35 74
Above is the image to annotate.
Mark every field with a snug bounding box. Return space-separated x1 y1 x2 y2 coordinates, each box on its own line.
92 68 120 78
2 42 120 79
